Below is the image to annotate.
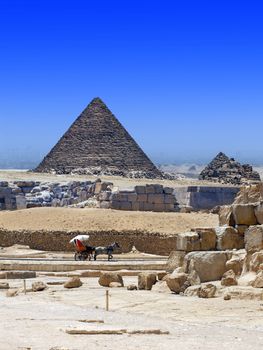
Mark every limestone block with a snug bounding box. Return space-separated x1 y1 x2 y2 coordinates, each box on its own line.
32 281 47 292
137 194 147 202
185 251 229 282
111 201 120 210
166 272 188 293
249 251 263 272
15 195 27 210
98 191 112 201
164 194 175 204
152 203 166 212
215 226 244 250
138 273 156 290
134 186 146 194
176 232 200 252
0 271 36 279
232 204 257 225
255 202 263 224
145 185 155 194
166 251 186 273
142 202 153 211
127 193 137 202
119 201 132 211
226 257 243 275
100 201 111 209
194 228 216 250
131 202 140 211
64 277 83 289
245 226 263 253
198 283 217 298
184 285 201 297
163 187 174 194
153 184 164 194
235 225 249 235
99 273 124 287
221 269 238 286
147 194 165 204
219 205 235 226
165 203 176 211
251 271 263 288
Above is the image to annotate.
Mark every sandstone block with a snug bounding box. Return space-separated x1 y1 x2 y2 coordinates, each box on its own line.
198 283 217 298
138 272 156 290
166 272 188 294
99 272 123 287
232 204 257 225
176 232 200 252
215 226 244 250
245 226 263 253
185 251 229 282
64 277 83 289
221 269 238 286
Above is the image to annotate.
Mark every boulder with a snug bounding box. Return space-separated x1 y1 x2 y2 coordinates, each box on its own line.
232 204 257 225
219 206 235 226
245 226 263 253
0 282 9 289
249 250 263 272
184 285 201 297
185 251 229 282
176 232 200 252
64 277 83 289
127 284 137 291
32 281 47 292
223 293 231 300
250 271 263 288
138 273 156 290
99 273 123 288
6 289 19 297
194 228 217 250
166 251 186 273
221 270 238 286
221 286 263 300
198 283 217 298
187 270 201 286
109 282 123 288
166 272 188 294
157 272 167 281
215 226 244 250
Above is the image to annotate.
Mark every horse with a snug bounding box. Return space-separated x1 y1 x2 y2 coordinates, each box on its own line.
94 242 120 261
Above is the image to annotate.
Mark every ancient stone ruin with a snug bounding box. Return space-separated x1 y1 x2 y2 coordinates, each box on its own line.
199 152 260 185
35 97 162 179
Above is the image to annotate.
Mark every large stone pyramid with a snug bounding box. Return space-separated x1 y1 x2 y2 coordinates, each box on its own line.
35 98 162 178
199 152 260 185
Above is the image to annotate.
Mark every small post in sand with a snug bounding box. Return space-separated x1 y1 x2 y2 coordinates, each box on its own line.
23 279 26 294
106 290 109 311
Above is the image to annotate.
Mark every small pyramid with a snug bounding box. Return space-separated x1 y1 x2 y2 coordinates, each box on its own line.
35 98 162 178
199 152 260 185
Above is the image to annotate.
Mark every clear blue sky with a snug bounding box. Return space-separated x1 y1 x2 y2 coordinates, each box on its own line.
0 0 263 167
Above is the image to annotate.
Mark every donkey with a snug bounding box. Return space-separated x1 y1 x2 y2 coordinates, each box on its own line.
94 242 120 261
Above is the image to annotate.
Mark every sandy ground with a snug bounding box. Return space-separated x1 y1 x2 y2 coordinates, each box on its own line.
0 207 218 233
0 169 237 188
1 276 263 350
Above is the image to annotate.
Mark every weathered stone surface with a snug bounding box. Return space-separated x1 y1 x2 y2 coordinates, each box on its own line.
184 285 201 297
250 271 263 288
215 226 244 250
199 152 260 185
232 204 257 225
109 282 123 288
226 257 243 275
249 250 263 272
245 226 263 253
35 98 162 178
219 205 235 226
176 232 200 252
187 270 201 286
138 273 156 290
0 271 36 279
0 282 9 289
166 251 186 273
151 280 171 293
148 194 165 204
163 187 174 194
157 272 167 281
198 283 217 298
32 281 47 292
194 227 216 250
99 272 123 288
235 225 249 235
6 289 19 297
221 270 238 286
255 202 263 224
222 286 263 300
185 251 229 282
234 183 263 204
166 272 188 293
64 277 82 289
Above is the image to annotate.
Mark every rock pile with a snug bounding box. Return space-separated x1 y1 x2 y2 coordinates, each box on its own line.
199 152 260 185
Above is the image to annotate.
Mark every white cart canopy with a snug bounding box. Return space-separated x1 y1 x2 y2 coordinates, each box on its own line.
69 235 90 244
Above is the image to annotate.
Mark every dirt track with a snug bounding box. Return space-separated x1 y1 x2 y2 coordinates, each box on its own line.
0 207 218 234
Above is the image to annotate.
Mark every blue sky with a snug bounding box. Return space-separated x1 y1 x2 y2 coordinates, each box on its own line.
0 0 263 167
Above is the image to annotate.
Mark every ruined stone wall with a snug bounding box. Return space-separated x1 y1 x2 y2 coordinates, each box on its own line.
98 184 179 212
0 228 177 256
